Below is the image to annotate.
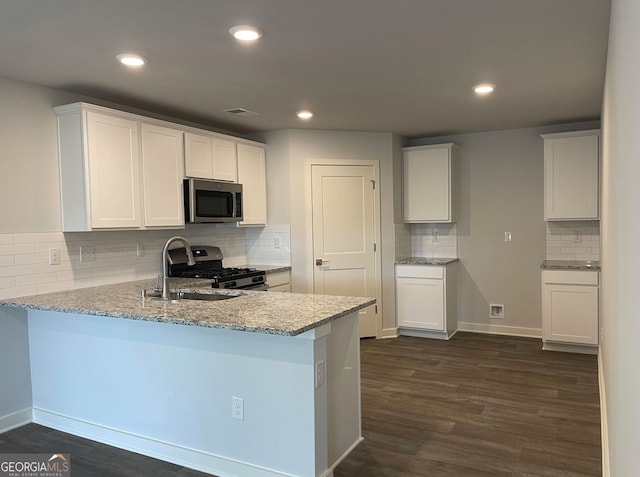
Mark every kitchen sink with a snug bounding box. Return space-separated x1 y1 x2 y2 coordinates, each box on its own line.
142 289 242 302
177 291 240 301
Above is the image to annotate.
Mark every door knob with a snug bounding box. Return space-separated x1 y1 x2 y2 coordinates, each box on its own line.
315 258 330 266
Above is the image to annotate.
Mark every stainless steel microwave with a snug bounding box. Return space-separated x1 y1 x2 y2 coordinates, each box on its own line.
184 179 243 223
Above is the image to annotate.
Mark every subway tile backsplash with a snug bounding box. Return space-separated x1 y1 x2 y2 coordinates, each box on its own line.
0 225 249 300
409 223 458 258
395 222 458 260
394 224 412 259
245 225 292 266
546 220 600 261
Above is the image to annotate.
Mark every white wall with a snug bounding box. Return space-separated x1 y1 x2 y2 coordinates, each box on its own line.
0 308 32 431
408 120 599 335
601 0 640 474
0 77 266 300
0 78 79 233
259 129 399 333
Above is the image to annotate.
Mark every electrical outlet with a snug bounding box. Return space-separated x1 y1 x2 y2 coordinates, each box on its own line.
136 243 145 257
433 230 440 243
575 231 583 243
232 397 244 421
504 232 512 243
48 248 60 265
490 304 505 319
274 236 282 249
80 246 95 263
315 360 325 388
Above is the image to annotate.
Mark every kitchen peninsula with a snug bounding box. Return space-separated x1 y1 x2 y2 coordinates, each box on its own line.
1 279 374 477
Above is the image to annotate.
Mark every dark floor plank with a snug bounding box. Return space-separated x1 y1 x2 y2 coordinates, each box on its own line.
337 333 601 477
0 333 601 476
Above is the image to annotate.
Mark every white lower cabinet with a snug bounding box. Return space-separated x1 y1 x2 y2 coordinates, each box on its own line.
396 263 457 339
542 270 599 352
267 270 291 292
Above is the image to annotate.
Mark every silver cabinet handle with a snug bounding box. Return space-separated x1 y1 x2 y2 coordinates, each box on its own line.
315 258 330 266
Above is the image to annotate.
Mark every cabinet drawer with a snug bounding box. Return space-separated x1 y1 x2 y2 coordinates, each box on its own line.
396 264 444 279
543 270 599 286
267 270 290 288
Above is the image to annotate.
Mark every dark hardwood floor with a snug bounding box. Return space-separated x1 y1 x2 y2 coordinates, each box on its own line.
336 333 601 477
0 333 601 476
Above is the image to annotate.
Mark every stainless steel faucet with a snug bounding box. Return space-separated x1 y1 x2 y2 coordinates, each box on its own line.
161 236 196 300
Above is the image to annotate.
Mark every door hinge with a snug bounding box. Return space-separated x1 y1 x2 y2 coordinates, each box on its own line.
373 243 377 252
370 179 376 190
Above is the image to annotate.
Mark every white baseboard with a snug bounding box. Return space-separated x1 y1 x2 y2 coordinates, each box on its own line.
322 436 364 477
398 328 455 340
457 322 542 338
0 407 32 434
32 408 297 477
598 348 610 477
542 341 598 355
379 328 398 339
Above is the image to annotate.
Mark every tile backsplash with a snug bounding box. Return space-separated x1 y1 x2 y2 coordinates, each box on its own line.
394 224 412 259
245 225 291 266
0 225 250 300
395 222 458 260
546 220 600 261
409 223 458 258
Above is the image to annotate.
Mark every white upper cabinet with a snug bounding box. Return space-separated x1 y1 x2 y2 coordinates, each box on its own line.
55 102 267 231
56 107 144 230
184 132 213 179
55 103 186 231
542 130 600 221
402 143 458 223
140 123 185 227
184 132 237 182
237 144 267 226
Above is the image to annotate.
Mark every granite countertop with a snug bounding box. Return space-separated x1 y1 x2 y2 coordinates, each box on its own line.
0 279 374 336
541 260 601 271
248 265 292 274
396 257 459 265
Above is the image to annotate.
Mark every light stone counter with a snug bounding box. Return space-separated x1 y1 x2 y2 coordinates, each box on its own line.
249 264 292 274
540 260 600 271
396 257 459 265
0 278 374 336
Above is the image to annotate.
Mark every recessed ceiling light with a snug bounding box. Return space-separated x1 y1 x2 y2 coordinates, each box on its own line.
297 111 314 120
229 25 263 41
116 53 147 67
473 83 495 95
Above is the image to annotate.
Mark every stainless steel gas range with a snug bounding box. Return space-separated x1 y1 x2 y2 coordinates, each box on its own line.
168 246 267 290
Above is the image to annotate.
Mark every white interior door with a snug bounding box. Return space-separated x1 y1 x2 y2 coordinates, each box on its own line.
311 164 378 337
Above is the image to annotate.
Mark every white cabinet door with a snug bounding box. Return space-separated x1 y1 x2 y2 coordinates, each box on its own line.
543 284 598 345
403 144 457 223
396 276 445 331
141 123 185 227
185 133 238 182
237 144 267 226
267 271 291 292
211 137 237 182
543 131 599 220
184 132 213 179
86 111 143 229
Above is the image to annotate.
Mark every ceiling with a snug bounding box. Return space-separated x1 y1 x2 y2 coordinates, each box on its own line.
0 0 611 138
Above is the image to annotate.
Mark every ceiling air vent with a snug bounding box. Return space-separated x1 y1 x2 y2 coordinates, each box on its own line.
224 108 259 117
